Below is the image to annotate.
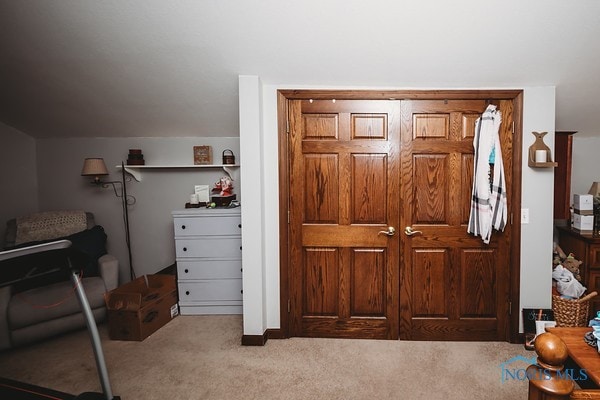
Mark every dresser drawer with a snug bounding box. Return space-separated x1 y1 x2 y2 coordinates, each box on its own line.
178 279 243 302
177 260 242 280
173 216 241 237
175 237 242 258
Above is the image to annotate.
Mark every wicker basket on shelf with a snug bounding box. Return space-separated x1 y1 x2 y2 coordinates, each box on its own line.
552 291 598 327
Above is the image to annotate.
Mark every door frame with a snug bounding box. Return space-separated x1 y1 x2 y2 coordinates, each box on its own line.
277 89 523 342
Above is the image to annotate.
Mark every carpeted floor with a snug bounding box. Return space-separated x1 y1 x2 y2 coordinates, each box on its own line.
0 315 533 400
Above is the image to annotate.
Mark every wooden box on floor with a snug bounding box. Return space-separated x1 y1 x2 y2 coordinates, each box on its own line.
104 274 179 341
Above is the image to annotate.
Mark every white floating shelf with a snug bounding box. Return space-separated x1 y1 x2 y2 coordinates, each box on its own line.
117 164 240 181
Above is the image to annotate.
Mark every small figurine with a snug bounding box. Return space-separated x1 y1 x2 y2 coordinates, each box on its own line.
212 176 234 196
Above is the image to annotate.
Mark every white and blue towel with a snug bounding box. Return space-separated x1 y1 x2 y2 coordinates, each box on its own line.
467 105 507 244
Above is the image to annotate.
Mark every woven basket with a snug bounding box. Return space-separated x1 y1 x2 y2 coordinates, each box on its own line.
552 291 598 327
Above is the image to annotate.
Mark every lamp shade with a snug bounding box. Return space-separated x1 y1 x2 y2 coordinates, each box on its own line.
81 158 109 178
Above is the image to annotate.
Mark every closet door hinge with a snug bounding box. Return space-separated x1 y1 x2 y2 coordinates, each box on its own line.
286 119 290 133
511 121 515 134
508 301 512 316
288 299 291 313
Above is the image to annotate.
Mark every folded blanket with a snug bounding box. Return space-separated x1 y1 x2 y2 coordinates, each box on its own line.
15 210 87 245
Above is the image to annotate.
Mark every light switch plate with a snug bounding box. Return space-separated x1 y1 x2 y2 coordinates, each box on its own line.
521 208 530 224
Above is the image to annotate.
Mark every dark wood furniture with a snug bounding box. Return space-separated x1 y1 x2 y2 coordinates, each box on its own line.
527 328 600 399
548 327 600 386
554 131 577 221
557 226 600 318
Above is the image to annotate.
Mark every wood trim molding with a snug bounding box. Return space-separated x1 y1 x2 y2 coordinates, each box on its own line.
278 89 523 101
241 332 268 346
241 329 286 346
266 328 286 340
277 91 290 339
509 91 523 343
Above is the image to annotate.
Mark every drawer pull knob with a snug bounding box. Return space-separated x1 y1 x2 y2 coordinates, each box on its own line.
238 224 242 228
184 269 189 273
240 246 242 250
240 289 243 294
181 225 186 229
183 247 187 252
186 291 190 295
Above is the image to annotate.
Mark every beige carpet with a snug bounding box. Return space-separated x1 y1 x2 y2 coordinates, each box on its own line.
0 315 534 399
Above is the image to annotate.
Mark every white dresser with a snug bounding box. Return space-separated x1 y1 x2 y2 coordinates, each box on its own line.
172 207 242 315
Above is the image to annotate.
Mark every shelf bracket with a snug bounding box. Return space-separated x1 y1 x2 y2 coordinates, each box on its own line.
223 165 235 179
123 166 142 182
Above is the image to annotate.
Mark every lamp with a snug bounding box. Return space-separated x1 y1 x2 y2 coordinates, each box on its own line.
81 158 136 280
81 158 109 184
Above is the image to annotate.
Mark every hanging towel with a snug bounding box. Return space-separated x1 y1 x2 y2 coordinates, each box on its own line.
467 105 507 244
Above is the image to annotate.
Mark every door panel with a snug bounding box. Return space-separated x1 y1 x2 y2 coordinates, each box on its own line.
399 99 512 341
412 249 448 317
413 155 448 223
304 248 338 316
304 154 339 223
460 249 496 317
351 249 386 316
289 99 400 339
351 154 387 223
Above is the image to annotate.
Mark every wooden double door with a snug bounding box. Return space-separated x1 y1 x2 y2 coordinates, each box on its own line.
281 91 520 341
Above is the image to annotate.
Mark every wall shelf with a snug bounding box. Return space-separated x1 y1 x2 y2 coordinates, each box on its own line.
117 164 240 182
529 161 558 168
528 131 558 168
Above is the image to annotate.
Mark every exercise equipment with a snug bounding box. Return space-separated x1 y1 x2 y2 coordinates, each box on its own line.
0 240 120 400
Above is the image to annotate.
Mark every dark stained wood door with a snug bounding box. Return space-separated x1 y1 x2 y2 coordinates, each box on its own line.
288 99 400 339
398 99 513 340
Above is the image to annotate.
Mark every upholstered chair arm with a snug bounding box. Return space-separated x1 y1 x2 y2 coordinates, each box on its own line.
98 254 119 291
0 286 12 350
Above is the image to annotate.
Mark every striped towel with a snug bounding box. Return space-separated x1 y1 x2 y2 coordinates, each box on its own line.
467 105 507 244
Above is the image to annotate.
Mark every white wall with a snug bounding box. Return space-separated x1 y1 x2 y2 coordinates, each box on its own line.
571 137 600 198
520 88 556 319
36 137 240 284
240 80 556 335
239 76 267 335
0 123 38 243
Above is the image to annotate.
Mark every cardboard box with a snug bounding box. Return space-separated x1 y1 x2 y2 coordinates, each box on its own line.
104 274 179 341
574 194 594 213
572 212 594 232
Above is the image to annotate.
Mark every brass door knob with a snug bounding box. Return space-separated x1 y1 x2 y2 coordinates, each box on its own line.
378 226 396 236
404 226 423 236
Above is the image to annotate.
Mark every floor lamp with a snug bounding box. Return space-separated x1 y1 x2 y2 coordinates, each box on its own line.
81 158 136 280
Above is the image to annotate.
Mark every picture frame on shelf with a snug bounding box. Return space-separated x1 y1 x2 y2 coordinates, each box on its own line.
193 145 212 165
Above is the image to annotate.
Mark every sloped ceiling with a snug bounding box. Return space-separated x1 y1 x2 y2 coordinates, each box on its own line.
1 0 599 138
